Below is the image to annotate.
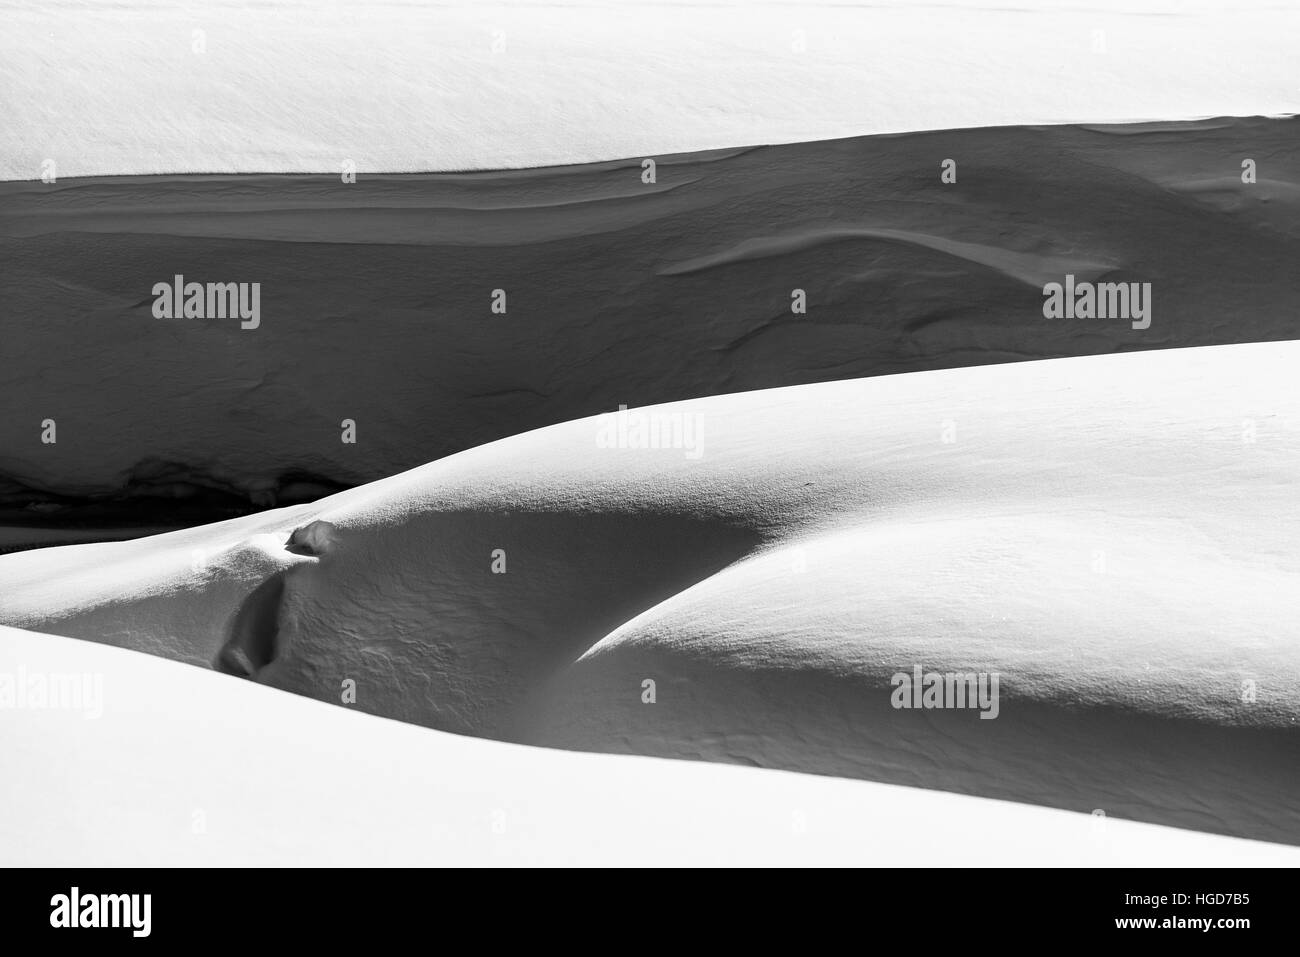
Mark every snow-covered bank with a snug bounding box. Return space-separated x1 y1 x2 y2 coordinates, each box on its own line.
3 116 1297 533
3 624 1295 866
4 341 1298 844
2 0 1297 179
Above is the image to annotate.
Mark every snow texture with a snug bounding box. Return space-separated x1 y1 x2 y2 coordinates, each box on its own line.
4 341 1298 845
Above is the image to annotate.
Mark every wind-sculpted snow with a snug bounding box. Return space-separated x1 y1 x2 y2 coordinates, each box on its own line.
1 117 1298 540
658 228 1117 287
3 342 1298 844
7 624 1296 866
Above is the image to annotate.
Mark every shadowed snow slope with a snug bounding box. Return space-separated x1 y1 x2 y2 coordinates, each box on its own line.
2 116 1298 530
6 625 1297 866
3 0 1297 179
3 341 1299 844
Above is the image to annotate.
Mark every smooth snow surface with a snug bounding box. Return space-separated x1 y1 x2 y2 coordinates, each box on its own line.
3 116 1298 524
4 341 1299 845
2 0 1297 179
3 625 1297 866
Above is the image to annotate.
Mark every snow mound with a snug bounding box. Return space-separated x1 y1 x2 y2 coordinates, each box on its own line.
3 624 1296 866
3 341 1299 843
3 116 1298 532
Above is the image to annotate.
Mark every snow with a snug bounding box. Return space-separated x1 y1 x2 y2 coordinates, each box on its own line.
3 624 1296 866
3 115 1298 519
5 0 1299 862
2 0 1297 180
4 340 1299 845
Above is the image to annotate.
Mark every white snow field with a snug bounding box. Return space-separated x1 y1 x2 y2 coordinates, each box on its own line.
3 624 1297 866
2 0 1297 180
3 341 1299 847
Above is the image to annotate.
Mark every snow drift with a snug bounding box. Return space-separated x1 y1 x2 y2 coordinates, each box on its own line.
2 116 1298 541
7 624 1295 866
3 341 1298 845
